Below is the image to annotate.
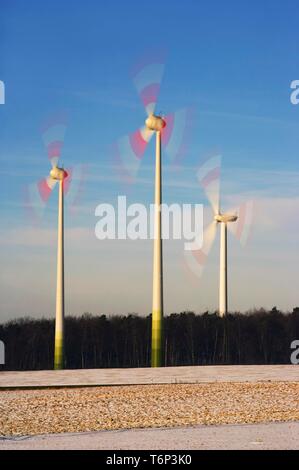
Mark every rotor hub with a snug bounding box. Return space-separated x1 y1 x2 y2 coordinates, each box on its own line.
214 213 238 223
50 166 68 181
145 114 166 131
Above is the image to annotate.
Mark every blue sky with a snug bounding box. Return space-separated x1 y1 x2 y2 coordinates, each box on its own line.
0 0 299 320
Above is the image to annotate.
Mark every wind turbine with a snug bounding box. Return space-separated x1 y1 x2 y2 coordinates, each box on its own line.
113 51 192 366
25 113 86 369
184 154 253 316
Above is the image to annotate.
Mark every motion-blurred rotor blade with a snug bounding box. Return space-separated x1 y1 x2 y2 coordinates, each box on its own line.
197 154 221 215
131 50 166 116
113 125 154 182
184 220 217 279
161 107 194 166
63 164 88 212
41 112 68 168
25 176 57 220
227 200 254 246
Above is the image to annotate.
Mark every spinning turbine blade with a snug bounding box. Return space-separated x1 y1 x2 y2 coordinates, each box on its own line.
25 176 57 220
227 200 254 246
113 125 154 182
25 113 68 220
197 154 221 215
113 51 193 185
131 50 166 116
41 112 68 167
184 220 217 279
63 164 88 211
162 107 193 166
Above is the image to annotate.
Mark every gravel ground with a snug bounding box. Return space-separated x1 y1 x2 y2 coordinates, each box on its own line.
0 382 298 437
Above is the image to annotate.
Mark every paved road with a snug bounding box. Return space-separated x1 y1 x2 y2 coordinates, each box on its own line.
0 422 298 450
0 365 298 388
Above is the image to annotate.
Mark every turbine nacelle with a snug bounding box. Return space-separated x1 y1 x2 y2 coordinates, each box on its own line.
50 166 68 181
145 114 166 132
214 213 238 223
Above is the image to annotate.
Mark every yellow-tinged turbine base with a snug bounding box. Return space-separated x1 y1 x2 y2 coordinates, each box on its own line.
54 334 64 370
151 310 163 367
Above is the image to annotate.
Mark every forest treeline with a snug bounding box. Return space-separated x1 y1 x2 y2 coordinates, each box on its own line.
0 308 298 370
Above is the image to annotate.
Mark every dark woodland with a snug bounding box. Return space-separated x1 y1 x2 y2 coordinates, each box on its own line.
0 308 298 370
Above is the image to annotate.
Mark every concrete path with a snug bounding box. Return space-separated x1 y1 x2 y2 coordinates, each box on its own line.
0 365 298 388
0 422 298 450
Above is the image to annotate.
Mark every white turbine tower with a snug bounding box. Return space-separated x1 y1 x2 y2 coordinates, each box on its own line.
184 154 253 316
214 212 238 316
112 51 192 367
51 164 67 368
25 113 85 369
145 113 166 367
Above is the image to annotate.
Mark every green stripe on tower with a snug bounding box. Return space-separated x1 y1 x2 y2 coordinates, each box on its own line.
151 309 163 367
54 334 64 370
